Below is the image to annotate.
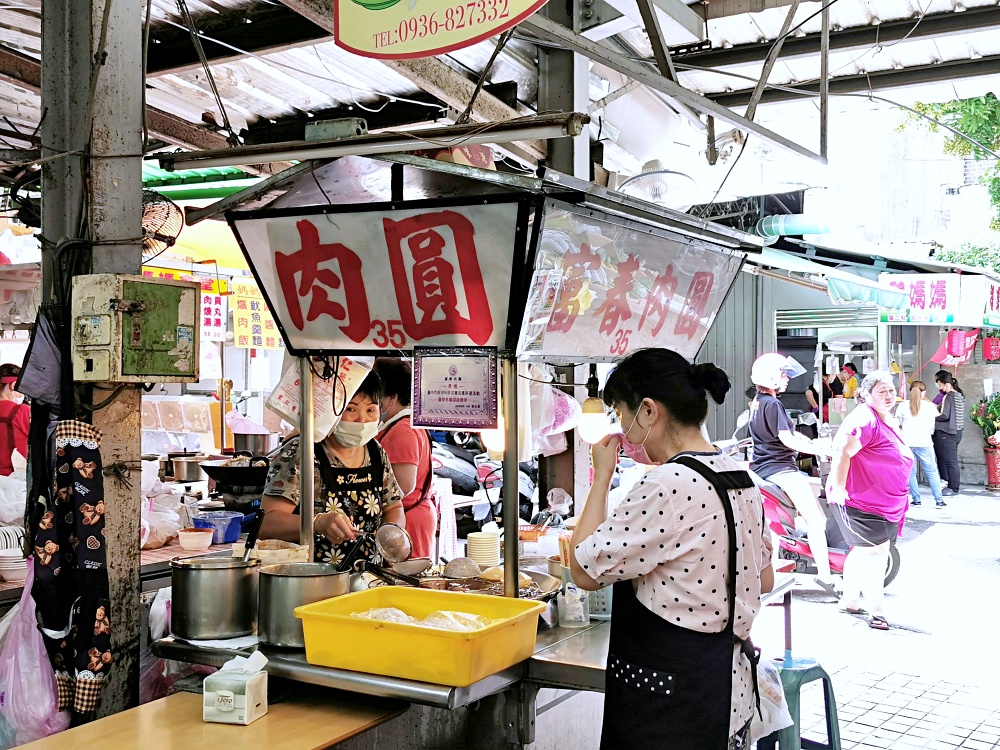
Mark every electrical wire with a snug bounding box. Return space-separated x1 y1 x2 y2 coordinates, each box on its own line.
155 17 443 113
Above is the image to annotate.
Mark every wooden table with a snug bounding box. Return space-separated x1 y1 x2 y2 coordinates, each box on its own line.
21 690 408 749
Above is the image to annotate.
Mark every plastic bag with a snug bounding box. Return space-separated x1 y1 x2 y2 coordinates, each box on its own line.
0 471 25 526
141 499 181 550
750 658 794 743
0 559 70 747
265 357 372 443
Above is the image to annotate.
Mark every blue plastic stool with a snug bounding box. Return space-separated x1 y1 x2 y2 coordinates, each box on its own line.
758 654 842 750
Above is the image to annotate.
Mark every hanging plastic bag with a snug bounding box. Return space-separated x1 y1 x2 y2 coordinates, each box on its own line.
265 357 372 443
749 658 793 743
0 559 70 748
141 498 181 550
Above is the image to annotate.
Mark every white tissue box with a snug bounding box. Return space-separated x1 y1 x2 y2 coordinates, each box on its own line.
203 668 268 725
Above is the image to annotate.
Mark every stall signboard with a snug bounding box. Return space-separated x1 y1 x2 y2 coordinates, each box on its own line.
233 296 284 350
984 279 1000 327
142 265 228 295
878 273 996 326
334 0 549 60
517 203 743 361
230 277 263 298
878 273 960 324
228 198 527 355
412 346 498 429
201 292 228 341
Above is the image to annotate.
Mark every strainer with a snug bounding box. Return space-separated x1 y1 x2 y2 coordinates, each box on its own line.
336 523 413 572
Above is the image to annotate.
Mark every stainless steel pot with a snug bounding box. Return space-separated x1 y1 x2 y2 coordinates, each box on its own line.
258 563 350 648
170 557 260 639
171 455 209 482
233 433 279 456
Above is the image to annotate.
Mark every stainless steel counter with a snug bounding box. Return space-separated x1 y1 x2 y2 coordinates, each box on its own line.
154 574 796 711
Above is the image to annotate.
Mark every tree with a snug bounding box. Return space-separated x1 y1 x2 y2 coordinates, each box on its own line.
903 94 1000 230
935 240 1000 275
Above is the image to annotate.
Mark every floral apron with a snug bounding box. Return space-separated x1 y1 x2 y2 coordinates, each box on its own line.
300 442 385 567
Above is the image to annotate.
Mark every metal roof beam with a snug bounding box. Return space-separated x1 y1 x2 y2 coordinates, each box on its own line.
0 45 286 175
518 14 826 163
677 5 1000 69
708 53 1000 108
146 5 329 77
275 0 546 161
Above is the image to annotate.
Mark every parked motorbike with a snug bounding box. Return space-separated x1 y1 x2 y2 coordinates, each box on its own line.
717 416 901 588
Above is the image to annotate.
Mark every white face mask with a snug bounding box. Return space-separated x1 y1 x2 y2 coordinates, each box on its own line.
333 419 380 447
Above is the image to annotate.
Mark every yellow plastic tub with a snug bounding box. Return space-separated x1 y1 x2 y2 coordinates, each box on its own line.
294 587 546 687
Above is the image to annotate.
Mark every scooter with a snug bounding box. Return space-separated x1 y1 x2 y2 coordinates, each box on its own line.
718 412 901 588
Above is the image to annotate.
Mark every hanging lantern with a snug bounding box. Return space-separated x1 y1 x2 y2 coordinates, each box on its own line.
946 329 967 357
985 336 1000 362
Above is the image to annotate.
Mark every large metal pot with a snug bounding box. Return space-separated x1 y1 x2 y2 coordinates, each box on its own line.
170 557 260 639
258 563 349 648
233 433 279 456
170 454 209 482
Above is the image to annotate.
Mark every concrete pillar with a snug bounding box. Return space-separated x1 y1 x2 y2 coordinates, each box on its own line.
41 0 145 717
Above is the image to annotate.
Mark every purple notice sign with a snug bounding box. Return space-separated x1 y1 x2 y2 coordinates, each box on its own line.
412 347 498 429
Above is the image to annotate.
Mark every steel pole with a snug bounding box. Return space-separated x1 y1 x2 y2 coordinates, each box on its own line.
300 358 315 558
502 357 519 598
820 3 831 160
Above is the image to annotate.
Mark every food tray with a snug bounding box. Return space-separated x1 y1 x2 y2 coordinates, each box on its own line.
295 587 545 687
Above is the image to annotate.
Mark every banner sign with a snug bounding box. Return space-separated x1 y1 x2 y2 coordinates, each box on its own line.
931 328 980 366
229 198 526 355
878 273 960 324
517 203 743 361
412 346 498 429
142 265 228 295
233 296 284 350
985 279 1000 327
335 0 549 60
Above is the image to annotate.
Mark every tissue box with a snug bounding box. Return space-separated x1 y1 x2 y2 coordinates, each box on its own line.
203 668 268 725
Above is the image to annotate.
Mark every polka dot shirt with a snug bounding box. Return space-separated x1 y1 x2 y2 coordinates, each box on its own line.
574 451 770 734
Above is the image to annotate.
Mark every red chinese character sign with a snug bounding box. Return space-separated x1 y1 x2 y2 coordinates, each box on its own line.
232 296 284 350
200 292 228 342
518 204 742 360
228 200 523 354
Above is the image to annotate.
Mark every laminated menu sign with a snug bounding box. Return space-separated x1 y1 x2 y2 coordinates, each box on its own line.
201 292 228 341
233 296 284 350
228 199 524 354
412 346 498 429
518 202 742 361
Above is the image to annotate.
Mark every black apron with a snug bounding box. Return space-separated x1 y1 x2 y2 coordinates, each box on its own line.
299 442 385 566
601 455 760 750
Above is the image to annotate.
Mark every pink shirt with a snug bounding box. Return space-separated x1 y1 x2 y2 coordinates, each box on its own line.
844 404 913 523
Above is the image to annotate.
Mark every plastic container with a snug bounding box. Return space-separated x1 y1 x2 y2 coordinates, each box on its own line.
295 587 545 687
589 586 613 620
193 511 250 544
557 586 590 628
177 527 214 551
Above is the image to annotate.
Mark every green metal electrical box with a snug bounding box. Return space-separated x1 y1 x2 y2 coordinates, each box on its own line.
72 274 201 383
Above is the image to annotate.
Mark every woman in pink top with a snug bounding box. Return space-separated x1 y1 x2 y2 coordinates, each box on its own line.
826 371 913 630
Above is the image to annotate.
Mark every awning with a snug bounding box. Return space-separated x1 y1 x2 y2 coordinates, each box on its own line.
747 248 909 310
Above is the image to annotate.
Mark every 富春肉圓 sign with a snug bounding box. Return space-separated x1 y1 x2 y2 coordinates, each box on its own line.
334 0 549 59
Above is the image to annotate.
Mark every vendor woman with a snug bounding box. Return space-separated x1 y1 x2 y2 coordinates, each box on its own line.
260 371 405 566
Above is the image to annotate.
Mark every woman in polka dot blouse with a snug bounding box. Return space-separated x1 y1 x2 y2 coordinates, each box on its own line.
569 349 774 750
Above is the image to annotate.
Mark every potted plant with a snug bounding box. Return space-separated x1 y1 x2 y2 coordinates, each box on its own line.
983 328 1000 361
970 392 1000 490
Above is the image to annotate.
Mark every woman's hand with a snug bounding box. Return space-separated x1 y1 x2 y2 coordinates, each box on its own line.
316 511 359 545
825 483 849 506
591 433 623 480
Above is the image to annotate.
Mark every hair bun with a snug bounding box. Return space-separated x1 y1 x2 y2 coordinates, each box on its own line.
690 363 731 404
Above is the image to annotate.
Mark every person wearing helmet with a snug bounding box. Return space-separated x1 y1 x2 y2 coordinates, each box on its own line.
749 353 837 594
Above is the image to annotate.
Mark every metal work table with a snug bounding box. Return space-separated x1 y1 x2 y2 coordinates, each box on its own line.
154 574 797 716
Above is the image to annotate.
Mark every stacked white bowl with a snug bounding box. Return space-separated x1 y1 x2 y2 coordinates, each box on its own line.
466 531 501 569
0 549 27 582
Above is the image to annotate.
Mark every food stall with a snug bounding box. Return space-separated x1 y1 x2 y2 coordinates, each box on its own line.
151 154 765 748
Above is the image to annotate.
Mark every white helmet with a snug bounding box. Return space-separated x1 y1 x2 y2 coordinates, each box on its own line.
751 353 806 390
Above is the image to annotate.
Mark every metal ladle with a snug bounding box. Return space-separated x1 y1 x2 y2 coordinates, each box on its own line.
336 523 412 573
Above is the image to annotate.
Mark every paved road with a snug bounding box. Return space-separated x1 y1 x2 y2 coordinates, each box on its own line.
751 485 1000 748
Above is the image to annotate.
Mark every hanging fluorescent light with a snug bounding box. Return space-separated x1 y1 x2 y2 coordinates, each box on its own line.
154 113 588 172
577 365 612 445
